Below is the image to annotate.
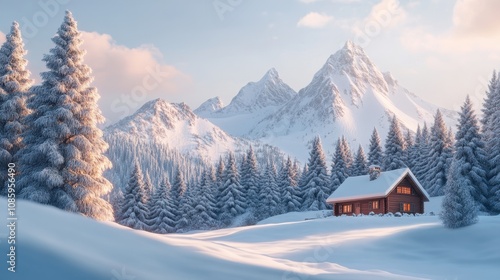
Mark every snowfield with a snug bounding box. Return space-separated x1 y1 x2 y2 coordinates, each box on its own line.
1 198 499 280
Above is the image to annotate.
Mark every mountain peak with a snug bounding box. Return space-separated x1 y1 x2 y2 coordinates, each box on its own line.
263 67 279 80
194 97 224 117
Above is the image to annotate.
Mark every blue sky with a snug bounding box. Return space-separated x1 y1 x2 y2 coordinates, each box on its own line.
1 0 499 124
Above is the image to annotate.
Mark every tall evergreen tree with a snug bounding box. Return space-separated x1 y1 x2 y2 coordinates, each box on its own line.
279 157 301 213
451 96 489 211
177 182 195 231
218 153 245 224
330 137 351 191
297 163 309 210
408 125 422 172
368 128 383 166
16 12 114 220
191 169 218 230
171 168 186 228
485 79 500 213
302 136 330 210
481 70 498 135
117 162 149 230
413 122 431 182
441 161 478 229
383 115 407 171
424 110 454 196
147 178 176 234
257 161 281 219
351 145 368 176
241 147 260 210
0 22 32 195
214 156 225 215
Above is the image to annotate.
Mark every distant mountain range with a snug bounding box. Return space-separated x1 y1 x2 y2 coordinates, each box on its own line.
105 41 457 164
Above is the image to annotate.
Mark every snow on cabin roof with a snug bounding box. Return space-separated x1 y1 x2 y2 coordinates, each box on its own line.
326 168 430 203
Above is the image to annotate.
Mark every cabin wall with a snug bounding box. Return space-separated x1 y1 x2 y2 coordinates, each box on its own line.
386 178 424 214
332 198 386 216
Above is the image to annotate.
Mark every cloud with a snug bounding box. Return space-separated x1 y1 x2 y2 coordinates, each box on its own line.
80 31 189 125
401 0 500 53
297 12 333 28
0 31 5 45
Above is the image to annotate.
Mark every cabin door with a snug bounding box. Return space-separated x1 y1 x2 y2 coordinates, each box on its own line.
355 203 361 215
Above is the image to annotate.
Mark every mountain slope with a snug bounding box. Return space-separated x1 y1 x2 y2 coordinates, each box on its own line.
196 68 297 136
198 41 456 161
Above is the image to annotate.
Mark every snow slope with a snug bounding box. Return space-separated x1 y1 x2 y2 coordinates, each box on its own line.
1 198 498 280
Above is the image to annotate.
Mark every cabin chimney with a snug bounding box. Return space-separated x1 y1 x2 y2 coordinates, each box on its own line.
369 165 381 181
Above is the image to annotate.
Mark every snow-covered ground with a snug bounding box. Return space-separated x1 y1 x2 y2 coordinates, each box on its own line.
1 197 498 280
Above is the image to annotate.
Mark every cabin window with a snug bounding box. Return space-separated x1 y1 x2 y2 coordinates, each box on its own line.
342 204 352 213
397 186 412 195
371 200 379 209
401 203 412 212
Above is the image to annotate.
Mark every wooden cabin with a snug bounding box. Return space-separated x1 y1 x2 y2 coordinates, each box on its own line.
326 167 430 216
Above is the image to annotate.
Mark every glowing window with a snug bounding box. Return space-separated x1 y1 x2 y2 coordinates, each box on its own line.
402 203 411 212
397 186 412 195
372 201 379 209
342 204 352 213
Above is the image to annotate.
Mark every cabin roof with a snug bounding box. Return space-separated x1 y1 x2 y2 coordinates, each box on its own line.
326 168 430 203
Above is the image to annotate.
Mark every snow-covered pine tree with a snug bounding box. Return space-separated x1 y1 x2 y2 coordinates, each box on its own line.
452 96 489 212
383 115 407 171
330 137 351 191
190 169 218 230
241 146 260 211
424 110 454 196
218 152 245 225
484 79 500 214
368 128 383 166
481 70 498 135
144 172 154 200
297 163 309 210
177 181 195 232
117 162 149 230
279 157 301 213
413 122 431 183
441 161 478 229
257 161 281 220
351 145 368 176
16 12 114 220
302 136 330 211
403 129 414 168
0 22 32 195
147 178 176 234
407 125 422 172
171 168 187 230
214 156 225 215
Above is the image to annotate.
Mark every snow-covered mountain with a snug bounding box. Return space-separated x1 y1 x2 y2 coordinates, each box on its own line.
195 68 297 136
193 96 224 117
197 41 456 161
104 98 285 188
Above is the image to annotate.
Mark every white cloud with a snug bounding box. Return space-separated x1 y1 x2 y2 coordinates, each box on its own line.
297 12 333 28
80 31 190 124
0 31 6 45
401 0 500 53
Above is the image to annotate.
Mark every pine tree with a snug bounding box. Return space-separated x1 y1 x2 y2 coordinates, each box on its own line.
117 162 149 230
451 96 489 212
424 110 453 196
302 136 330 210
257 161 281 219
485 79 500 213
190 169 218 230
351 145 368 176
218 153 245 224
241 147 260 210
279 157 301 213
297 164 309 210
441 161 478 229
330 137 351 191
404 129 414 168
368 128 383 166
413 122 431 183
177 182 194 232
0 22 32 195
383 115 407 171
16 12 114 220
147 178 176 234
171 168 187 230
481 70 498 135
214 156 225 216
408 125 421 172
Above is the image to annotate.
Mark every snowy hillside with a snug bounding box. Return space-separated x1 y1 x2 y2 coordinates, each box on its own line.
197 41 457 161
2 198 498 280
104 98 284 188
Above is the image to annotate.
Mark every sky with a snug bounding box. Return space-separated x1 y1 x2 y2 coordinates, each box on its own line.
1 0 499 125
